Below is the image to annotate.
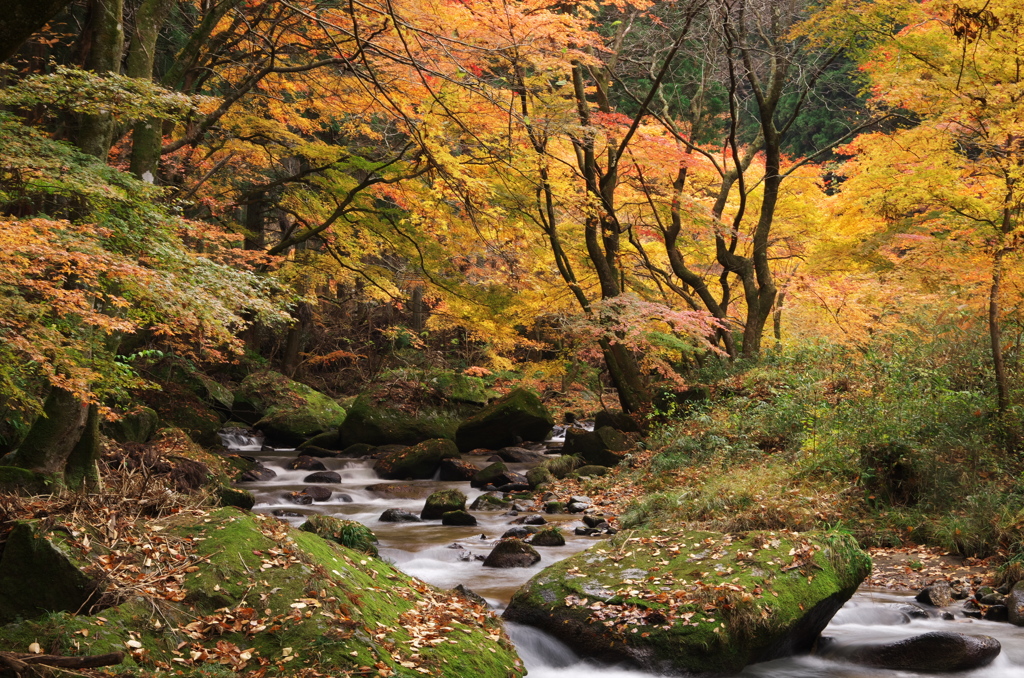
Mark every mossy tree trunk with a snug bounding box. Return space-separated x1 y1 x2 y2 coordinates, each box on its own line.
127 0 173 180
1 387 90 486
76 0 124 159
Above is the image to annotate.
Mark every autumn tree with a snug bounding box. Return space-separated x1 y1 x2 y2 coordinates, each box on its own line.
816 0 1024 413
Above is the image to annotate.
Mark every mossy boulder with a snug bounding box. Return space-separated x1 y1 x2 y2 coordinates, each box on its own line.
562 426 635 467
0 466 51 495
442 511 478 526
594 409 643 433
422 489 468 520
483 539 541 568
217 485 255 510
299 515 378 556
455 388 554 452
0 509 523 678
236 371 347 446
374 438 460 480
0 521 104 624
139 382 223 446
471 461 525 489
526 465 555 489
470 492 511 511
101 406 159 444
529 528 565 547
504 528 870 675
428 372 499 405
439 458 480 481
339 397 457 447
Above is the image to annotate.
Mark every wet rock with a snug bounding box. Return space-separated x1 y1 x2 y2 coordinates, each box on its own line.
471 462 527 489
303 471 342 484
979 592 1006 606
952 586 970 600
336 493 353 502
421 489 468 520
240 463 277 481
272 509 304 517
1007 581 1024 625
829 631 1000 672
455 388 555 453
452 584 488 607
523 515 547 525
504 528 871 676
916 580 953 607
529 528 565 547
502 526 539 539
567 501 589 514
494 447 547 463
439 458 479 482
582 515 607 528
289 456 327 472
482 539 541 568
369 444 409 459
470 492 510 511
286 491 314 505
302 486 333 502
218 486 255 510
984 605 1008 622
574 527 600 536
378 509 421 523
545 502 565 514
497 482 531 493
364 483 432 500
442 511 478 526
962 600 983 619
374 438 460 480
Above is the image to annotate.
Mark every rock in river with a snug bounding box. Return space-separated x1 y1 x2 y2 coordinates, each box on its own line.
483 539 541 568
503 528 870 676
822 631 1000 672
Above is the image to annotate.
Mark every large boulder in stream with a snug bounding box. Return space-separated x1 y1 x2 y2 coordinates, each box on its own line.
374 438 460 480
455 388 554 452
422 489 468 520
236 371 347 446
503 528 870 676
820 631 1000 672
339 397 457 447
0 508 522 678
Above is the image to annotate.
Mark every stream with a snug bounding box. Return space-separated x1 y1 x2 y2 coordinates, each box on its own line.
222 431 1024 677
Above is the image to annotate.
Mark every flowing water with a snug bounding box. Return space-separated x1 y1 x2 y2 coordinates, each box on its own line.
222 430 1024 677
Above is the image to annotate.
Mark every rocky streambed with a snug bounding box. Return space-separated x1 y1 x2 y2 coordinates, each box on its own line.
225 427 1024 678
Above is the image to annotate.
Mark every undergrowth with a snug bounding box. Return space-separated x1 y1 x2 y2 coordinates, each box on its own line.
627 330 1024 561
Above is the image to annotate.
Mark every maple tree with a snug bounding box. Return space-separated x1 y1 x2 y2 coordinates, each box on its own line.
810 0 1024 412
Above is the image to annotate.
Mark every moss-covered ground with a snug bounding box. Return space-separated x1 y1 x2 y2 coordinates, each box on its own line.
0 508 522 678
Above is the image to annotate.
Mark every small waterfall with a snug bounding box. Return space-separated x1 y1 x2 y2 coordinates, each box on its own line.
217 428 264 452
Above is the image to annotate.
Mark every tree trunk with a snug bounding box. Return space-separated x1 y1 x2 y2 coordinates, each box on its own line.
281 301 312 378
990 236 1010 414
128 0 172 180
65 403 102 491
76 0 124 159
1 387 90 479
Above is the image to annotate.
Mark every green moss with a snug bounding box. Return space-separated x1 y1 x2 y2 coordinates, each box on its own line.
299 515 378 556
237 371 347 445
0 466 51 495
0 508 523 677
217 485 255 510
422 489 468 520
374 438 460 480
339 397 458 447
455 388 554 452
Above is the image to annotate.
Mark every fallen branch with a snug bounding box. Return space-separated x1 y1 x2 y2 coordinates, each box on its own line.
0 650 124 676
